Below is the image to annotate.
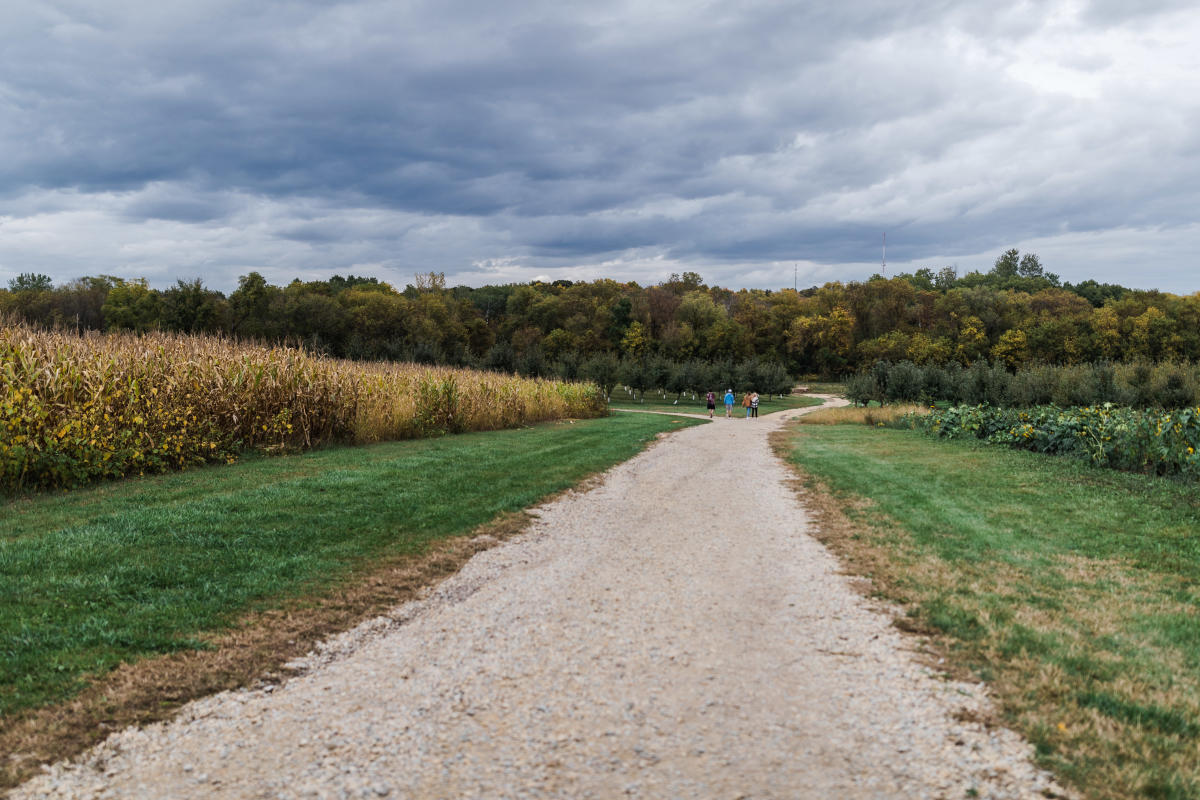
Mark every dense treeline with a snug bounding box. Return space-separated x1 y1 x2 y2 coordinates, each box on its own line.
2 249 1194 377
847 359 1200 409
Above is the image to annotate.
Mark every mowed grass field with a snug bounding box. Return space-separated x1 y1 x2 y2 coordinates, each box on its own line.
607 386 823 415
1 413 699 726
776 422 1200 800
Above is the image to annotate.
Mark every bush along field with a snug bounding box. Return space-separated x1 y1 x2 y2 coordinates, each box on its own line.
910 404 1200 481
0 322 606 492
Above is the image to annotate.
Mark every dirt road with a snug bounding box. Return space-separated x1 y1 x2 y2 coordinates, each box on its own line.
14 399 1066 799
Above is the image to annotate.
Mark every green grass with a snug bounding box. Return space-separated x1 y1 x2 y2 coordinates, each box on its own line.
0 413 700 718
608 387 822 415
779 424 1200 800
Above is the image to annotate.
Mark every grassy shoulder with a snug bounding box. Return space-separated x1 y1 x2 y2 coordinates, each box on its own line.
608 386 822 415
0 412 699 782
775 423 1200 800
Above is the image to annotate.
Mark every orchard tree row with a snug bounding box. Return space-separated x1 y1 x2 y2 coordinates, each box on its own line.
1 250 1194 377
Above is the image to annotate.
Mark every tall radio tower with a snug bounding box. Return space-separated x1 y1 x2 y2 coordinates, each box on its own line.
881 233 887 275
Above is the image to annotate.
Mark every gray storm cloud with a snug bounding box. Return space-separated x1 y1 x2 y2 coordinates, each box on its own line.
1 0 1198 292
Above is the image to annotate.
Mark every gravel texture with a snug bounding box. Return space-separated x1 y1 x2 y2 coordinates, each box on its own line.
13 399 1070 799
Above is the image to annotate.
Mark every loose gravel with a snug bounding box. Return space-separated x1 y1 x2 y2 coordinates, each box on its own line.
12 399 1071 799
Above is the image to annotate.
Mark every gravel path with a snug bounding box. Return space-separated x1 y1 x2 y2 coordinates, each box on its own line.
13 399 1069 799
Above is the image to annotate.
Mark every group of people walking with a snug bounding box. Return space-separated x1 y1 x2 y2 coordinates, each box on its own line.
705 389 760 419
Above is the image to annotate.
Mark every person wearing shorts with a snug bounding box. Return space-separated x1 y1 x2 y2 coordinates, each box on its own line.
723 389 735 418
705 390 716 418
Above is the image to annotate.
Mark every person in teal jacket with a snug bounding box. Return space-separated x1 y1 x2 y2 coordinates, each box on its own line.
723 389 735 418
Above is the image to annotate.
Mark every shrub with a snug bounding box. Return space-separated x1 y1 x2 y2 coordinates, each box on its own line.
1051 364 1097 407
1009 364 1056 407
580 352 619 399
884 361 924 404
864 359 1199 410
845 372 879 407
867 360 892 404
1094 362 1119 404
922 362 962 405
758 361 794 396
960 361 1010 406
1156 366 1196 409
1120 363 1156 408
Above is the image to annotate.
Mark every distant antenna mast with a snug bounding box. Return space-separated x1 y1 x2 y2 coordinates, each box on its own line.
882 233 887 275
794 263 797 292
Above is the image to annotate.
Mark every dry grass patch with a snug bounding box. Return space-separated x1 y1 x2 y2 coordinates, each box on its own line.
797 404 926 426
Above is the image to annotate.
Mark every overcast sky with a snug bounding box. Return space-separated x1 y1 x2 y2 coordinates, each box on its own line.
3 0 1199 294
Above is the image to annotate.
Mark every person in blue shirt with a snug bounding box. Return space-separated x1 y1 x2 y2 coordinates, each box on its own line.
723 389 735 418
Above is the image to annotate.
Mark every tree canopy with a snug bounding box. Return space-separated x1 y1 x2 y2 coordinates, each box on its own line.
2 254 1194 378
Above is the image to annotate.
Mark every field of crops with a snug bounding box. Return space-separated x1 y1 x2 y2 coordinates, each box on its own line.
910 403 1200 480
0 323 605 492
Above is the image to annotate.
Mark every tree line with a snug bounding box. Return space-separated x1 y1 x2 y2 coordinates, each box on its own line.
1 249 1193 379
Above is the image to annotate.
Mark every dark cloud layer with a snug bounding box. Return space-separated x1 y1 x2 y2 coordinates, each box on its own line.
2 0 1199 292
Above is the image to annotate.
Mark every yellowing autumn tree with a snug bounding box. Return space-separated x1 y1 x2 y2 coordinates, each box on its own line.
954 315 989 364
620 320 649 358
991 329 1029 369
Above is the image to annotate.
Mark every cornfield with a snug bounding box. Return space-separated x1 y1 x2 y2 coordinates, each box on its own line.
0 323 606 492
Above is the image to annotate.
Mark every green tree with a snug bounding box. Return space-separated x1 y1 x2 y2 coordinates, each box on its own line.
675 290 723 332
607 297 633 345
4 273 56 326
992 249 1020 279
281 281 350 354
541 328 576 360
934 266 958 290
580 352 620 399
1017 253 1044 278
56 276 117 331
102 278 161 332
8 273 53 292
161 278 227 334
228 272 281 339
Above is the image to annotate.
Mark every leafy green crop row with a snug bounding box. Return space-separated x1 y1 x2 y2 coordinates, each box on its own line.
909 404 1200 480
